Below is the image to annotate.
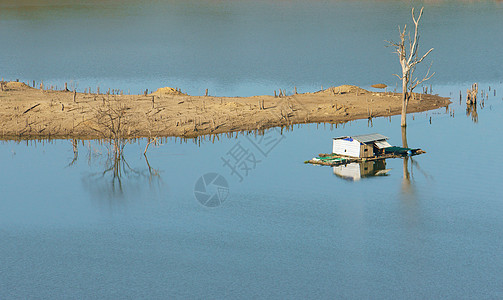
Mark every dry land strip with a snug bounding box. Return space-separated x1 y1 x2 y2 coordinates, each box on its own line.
0 81 450 140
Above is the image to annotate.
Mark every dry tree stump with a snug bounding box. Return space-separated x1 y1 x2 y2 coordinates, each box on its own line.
466 83 478 105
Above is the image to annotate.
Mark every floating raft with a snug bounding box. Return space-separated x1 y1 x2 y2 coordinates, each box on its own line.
306 147 426 166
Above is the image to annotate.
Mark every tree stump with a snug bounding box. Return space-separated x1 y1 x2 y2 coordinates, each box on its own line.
466 83 478 105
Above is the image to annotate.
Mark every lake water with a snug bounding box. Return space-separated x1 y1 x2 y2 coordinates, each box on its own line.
1 0 502 96
1 1 503 299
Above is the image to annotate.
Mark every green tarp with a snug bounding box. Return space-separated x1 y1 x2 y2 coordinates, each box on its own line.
317 156 348 162
384 146 415 155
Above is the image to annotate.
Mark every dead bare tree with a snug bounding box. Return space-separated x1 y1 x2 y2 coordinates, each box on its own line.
387 7 434 127
92 98 132 159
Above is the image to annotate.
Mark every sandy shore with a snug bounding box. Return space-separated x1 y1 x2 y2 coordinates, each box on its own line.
0 81 450 140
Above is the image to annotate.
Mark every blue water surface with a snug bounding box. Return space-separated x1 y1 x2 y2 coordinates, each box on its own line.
1 1 503 298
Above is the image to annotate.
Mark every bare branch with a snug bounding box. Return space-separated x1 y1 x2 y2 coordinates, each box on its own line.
411 47 434 68
385 40 400 48
411 62 435 91
407 7 424 66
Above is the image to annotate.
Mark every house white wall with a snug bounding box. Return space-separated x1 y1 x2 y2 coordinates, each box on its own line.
333 138 361 157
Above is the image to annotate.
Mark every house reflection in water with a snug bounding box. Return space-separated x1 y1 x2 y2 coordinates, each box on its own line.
332 159 390 181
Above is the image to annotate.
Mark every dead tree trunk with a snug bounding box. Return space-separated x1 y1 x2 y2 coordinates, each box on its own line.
401 79 408 127
387 7 434 127
401 126 409 149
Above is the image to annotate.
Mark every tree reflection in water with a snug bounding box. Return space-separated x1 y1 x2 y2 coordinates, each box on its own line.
68 138 163 201
466 102 479 123
400 126 433 197
401 126 413 195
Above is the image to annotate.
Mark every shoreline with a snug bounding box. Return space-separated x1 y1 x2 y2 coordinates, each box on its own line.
0 81 451 140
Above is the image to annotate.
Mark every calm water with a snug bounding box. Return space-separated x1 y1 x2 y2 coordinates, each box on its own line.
1 1 503 299
1 0 502 96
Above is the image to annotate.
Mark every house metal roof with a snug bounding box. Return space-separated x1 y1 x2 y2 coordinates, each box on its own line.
334 133 389 143
352 133 389 143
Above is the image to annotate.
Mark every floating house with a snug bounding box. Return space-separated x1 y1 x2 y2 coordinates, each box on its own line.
306 133 425 167
332 133 391 158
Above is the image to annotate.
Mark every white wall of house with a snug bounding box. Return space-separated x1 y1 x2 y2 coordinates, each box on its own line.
333 138 361 157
